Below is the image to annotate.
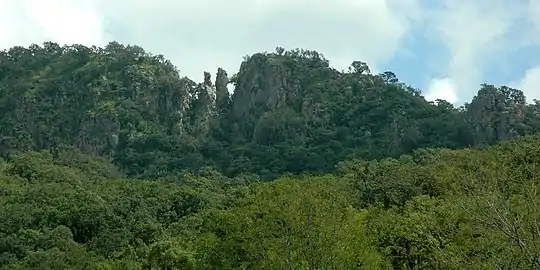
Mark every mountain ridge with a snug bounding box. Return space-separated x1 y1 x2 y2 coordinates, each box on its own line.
1 41 539 179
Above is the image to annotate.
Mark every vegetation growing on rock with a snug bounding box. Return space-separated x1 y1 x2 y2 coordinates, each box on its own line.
1 42 540 269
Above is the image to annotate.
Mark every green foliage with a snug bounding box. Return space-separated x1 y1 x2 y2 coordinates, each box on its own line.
181 177 389 269
4 134 540 268
3 42 540 180
3 41 540 269
0 150 248 269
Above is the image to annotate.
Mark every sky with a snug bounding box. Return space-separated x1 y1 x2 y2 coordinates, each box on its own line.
0 0 539 105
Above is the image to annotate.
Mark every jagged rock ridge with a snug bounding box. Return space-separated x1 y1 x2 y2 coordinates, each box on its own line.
1 42 540 179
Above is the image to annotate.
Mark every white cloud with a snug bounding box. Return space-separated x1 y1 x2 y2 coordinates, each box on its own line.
1 0 536 105
0 0 420 83
506 0 540 104
0 0 107 49
423 0 529 104
510 66 540 103
425 77 458 104
528 0 540 40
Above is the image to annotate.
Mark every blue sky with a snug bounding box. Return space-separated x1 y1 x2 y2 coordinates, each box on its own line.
1 0 539 105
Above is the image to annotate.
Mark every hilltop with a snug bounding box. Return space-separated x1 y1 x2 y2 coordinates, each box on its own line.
1 42 538 180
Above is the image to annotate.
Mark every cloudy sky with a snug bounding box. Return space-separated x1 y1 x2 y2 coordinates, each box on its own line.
1 0 539 104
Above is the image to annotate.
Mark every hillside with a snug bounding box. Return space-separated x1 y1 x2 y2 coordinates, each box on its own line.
2 131 540 268
2 42 540 269
1 42 539 180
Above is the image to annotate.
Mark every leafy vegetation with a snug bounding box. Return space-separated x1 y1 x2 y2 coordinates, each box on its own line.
2 42 540 269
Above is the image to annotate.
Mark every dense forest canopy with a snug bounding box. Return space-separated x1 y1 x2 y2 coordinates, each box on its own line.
1 42 540 269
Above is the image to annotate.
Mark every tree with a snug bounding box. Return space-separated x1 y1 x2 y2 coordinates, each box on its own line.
349 61 370 74
379 71 398 84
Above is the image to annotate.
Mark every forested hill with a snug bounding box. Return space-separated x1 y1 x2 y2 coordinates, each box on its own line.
4 42 540 269
1 41 539 179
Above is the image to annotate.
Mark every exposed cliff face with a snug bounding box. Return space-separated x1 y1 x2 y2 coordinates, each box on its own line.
0 42 201 156
465 84 528 147
185 69 232 135
230 54 289 118
188 72 215 135
215 68 230 113
227 51 343 143
174 77 198 134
